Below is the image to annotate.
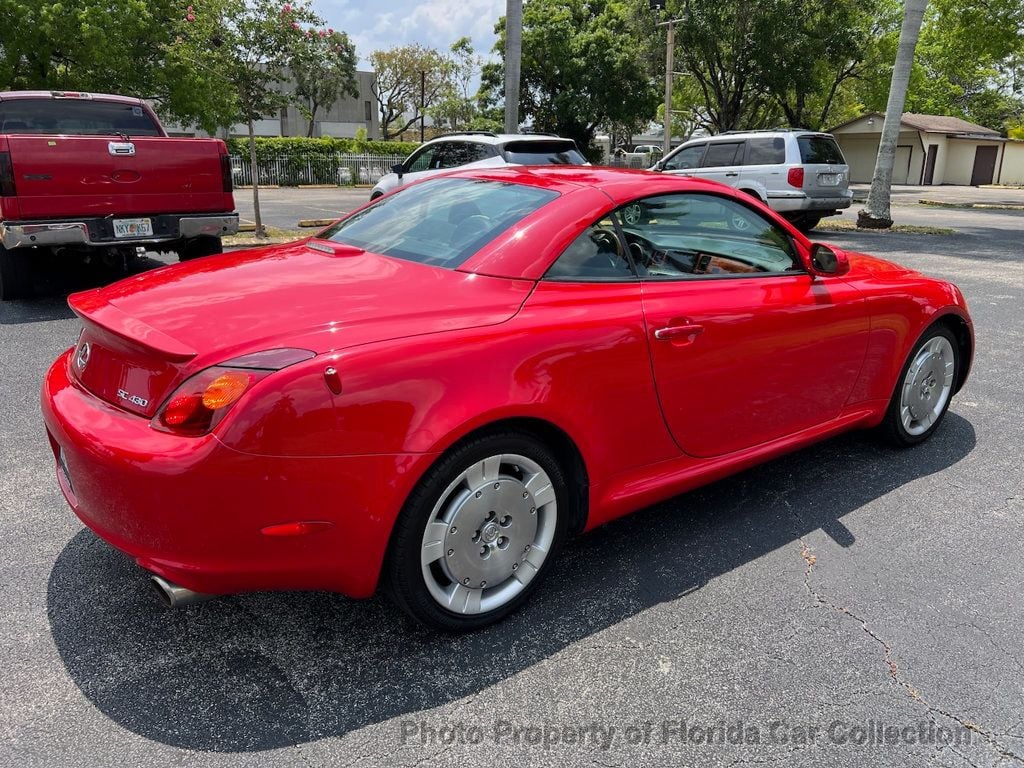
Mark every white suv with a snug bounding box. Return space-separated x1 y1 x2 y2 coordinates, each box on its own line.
652 130 852 232
371 132 588 199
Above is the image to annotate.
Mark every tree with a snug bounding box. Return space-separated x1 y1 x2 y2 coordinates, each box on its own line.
858 0 930 229
0 0 232 131
486 0 660 157
430 38 483 132
178 0 320 237
751 0 898 130
370 45 453 140
291 27 359 137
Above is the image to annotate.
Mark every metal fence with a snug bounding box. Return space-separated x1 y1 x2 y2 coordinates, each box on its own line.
604 154 660 169
229 153 405 187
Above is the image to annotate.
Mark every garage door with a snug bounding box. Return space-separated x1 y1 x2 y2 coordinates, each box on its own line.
893 146 912 185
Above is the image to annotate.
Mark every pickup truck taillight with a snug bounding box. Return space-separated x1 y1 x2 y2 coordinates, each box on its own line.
0 152 16 196
220 154 233 193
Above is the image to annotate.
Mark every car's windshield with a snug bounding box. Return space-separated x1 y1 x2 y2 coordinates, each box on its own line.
321 177 559 268
0 98 161 136
502 140 587 165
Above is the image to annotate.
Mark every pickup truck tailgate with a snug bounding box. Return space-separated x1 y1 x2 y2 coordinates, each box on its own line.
7 136 231 219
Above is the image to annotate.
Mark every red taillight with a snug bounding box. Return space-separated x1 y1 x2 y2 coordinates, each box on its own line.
152 348 314 436
787 166 805 188
0 152 17 197
220 152 233 193
154 367 260 436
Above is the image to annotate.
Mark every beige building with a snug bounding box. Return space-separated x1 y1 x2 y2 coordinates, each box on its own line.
830 112 1024 186
166 70 380 140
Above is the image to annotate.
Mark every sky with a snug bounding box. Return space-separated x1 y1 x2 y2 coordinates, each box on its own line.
318 0 506 69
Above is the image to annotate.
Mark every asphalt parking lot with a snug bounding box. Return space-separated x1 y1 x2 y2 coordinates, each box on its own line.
1 198 1022 767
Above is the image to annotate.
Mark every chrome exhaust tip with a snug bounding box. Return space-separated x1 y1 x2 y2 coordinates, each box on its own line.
149 574 217 608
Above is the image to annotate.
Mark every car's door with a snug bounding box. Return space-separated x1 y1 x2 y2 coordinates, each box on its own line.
618 192 870 458
395 142 447 189
659 142 706 175
740 136 787 197
694 140 746 188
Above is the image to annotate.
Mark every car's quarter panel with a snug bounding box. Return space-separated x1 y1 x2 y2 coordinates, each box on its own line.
641 273 870 457
41 350 428 598
310 280 680 481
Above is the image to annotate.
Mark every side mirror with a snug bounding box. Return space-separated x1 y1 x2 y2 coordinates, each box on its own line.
808 243 850 277
652 161 664 172
391 164 404 178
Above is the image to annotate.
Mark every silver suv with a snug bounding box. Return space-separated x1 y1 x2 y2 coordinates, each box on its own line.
371 132 587 199
652 130 852 232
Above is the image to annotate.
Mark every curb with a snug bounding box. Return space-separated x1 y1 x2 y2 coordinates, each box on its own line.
298 219 337 228
919 199 1024 211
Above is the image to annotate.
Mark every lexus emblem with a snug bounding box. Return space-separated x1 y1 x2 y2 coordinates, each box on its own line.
75 341 91 371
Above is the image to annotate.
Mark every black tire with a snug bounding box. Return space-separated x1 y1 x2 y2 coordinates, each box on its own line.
384 431 572 632
178 236 223 262
794 214 823 234
879 324 960 447
0 245 33 301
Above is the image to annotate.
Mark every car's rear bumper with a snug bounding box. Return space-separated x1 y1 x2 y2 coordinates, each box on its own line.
768 190 853 214
41 349 432 599
1 213 239 249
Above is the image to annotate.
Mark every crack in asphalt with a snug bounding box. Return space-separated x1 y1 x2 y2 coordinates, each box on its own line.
798 542 1024 767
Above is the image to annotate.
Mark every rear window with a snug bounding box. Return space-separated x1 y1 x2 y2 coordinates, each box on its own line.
0 98 161 136
744 137 786 165
322 177 559 268
798 136 845 165
501 140 586 165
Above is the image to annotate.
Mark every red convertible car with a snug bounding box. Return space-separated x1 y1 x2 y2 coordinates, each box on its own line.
41 167 973 631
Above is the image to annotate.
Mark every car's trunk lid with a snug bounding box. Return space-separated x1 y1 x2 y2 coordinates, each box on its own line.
68 240 533 416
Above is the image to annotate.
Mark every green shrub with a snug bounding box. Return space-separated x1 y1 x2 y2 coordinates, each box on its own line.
225 136 419 160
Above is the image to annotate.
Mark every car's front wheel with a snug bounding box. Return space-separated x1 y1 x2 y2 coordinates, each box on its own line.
880 324 960 447
385 432 570 631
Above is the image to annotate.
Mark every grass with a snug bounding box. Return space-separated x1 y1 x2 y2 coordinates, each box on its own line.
223 226 305 247
815 218 956 235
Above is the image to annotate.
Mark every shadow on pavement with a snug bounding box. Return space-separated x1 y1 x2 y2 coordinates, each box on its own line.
0 253 170 324
47 414 976 752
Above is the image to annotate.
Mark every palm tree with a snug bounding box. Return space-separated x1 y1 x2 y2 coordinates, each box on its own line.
504 0 523 133
857 0 929 229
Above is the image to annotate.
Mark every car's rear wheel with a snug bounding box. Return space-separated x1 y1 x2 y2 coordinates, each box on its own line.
385 432 570 631
178 236 223 262
880 325 959 447
0 245 33 301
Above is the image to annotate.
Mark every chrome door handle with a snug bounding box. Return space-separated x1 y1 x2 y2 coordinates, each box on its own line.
654 324 705 341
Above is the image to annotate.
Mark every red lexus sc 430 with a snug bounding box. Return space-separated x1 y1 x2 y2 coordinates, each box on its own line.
42 168 973 631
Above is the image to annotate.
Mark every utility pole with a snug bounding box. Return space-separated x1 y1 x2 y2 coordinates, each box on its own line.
657 0 689 155
420 70 426 143
662 19 674 155
504 0 522 133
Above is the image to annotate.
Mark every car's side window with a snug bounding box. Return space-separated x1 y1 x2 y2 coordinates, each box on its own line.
406 145 438 173
701 142 744 167
545 221 636 281
662 143 705 171
744 137 786 165
443 141 489 167
617 193 801 279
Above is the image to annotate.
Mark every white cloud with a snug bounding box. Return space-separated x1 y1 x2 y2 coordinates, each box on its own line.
318 0 504 67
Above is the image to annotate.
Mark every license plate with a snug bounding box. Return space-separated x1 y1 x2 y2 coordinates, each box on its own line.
113 217 153 238
818 173 839 186
57 447 74 494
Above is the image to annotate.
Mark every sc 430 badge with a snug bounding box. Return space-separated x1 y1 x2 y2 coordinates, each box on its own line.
117 389 149 408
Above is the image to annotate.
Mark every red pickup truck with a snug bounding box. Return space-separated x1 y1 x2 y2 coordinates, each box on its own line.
0 91 238 300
